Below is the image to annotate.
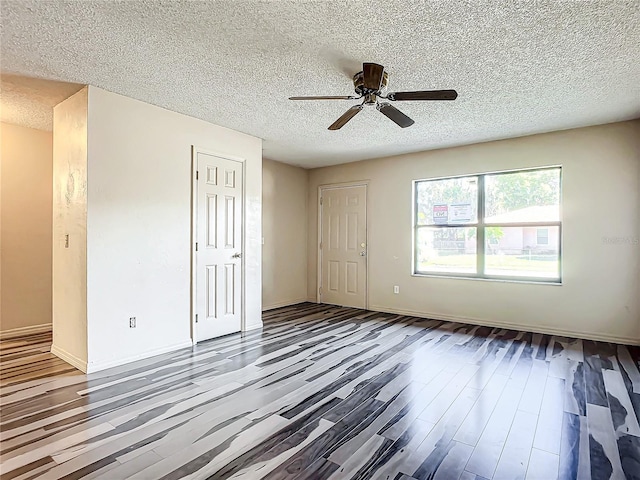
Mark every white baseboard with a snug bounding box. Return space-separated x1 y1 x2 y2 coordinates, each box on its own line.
369 304 640 346
0 323 52 340
51 344 88 372
262 298 310 311
85 340 193 374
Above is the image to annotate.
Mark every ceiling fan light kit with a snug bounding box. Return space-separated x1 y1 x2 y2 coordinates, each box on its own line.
289 62 458 130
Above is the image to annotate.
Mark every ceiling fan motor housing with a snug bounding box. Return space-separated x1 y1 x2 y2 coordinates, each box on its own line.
353 70 389 98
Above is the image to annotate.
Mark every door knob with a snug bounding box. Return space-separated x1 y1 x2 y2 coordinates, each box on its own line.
232 252 242 258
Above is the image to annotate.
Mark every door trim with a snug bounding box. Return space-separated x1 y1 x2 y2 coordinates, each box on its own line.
317 181 370 309
191 146 247 344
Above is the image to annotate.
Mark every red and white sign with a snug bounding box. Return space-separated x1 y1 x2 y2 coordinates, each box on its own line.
433 204 448 224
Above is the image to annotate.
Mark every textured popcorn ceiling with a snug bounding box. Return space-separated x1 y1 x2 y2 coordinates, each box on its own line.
1 1 639 167
0 74 83 130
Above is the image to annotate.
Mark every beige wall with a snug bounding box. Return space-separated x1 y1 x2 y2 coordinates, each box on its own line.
262 158 308 310
308 121 640 344
51 88 88 368
0 123 53 334
85 86 262 372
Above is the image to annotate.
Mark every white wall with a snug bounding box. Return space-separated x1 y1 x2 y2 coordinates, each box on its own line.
86 86 262 371
1 123 53 336
51 88 88 368
308 121 640 344
262 158 308 309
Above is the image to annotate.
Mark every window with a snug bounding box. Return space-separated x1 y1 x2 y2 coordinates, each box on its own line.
537 228 549 245
414 167 561 282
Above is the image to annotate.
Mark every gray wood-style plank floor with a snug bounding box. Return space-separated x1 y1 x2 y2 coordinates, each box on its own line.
1 303 639 479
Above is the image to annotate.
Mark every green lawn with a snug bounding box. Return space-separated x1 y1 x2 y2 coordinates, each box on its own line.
419 253 558 276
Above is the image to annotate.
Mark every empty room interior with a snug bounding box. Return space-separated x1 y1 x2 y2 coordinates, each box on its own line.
1 1 639 479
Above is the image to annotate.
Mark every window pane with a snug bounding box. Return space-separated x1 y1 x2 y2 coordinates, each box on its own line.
416 177 478 225
537 228 549 245
485 226 560 279
485 169 560 223
416 227 477 274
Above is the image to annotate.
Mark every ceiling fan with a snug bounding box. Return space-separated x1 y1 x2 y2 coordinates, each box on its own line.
289 62 458 130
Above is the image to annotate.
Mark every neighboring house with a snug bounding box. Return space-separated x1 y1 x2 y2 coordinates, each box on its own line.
482 205 559 255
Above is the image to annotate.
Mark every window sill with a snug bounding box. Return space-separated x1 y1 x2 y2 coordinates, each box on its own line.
411 272 562 286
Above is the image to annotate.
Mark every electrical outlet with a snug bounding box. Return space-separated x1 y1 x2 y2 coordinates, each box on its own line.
393 286 399 294
129 317 136 328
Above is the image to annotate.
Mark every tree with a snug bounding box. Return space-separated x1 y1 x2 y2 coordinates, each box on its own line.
485 169 560 217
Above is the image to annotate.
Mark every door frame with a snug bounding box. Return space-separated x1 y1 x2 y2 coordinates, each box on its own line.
191 146 247 344
317 181 370 309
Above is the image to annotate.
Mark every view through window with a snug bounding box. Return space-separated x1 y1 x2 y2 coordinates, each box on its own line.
414 167 561 281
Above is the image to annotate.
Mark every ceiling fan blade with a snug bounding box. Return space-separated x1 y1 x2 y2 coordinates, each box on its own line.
387 90 458 101
363 63 385 91
289 95 357 100
377 103 415 128
328 105 363 130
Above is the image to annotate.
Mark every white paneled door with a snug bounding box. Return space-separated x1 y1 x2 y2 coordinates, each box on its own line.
320 185 367 308
195 151 243 341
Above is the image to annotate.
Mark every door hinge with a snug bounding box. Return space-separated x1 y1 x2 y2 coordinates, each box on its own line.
196 171 199 180
320 197 323 205
195 242 198 251
195 314 198 323
319 287 322 295
319 242 322 250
